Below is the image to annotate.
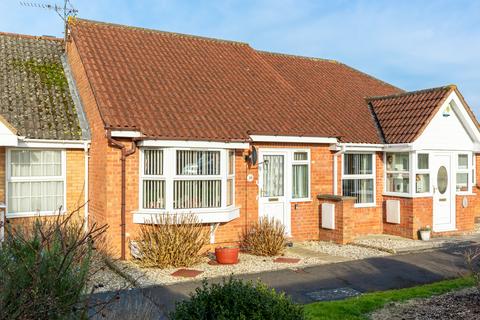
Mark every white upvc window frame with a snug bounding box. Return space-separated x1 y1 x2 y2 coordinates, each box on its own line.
415 152 432 195
6 148 67 218
383 152 413 197
291 149 311 202
456 152 473 195
341 152 376 208
226 150 235 206
139 148 235 213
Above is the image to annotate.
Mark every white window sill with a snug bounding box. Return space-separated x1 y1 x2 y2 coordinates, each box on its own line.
354 203 376 208
383 192 412 198
6 211 67 219
456 192 476 196
290 198 312 203
133 206 240 224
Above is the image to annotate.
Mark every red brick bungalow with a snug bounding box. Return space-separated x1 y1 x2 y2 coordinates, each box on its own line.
65 18 480 259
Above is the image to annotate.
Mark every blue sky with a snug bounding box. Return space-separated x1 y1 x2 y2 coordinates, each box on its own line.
1 0 479 115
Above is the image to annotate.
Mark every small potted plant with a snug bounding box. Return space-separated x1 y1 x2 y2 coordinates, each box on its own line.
419 225 431 241
215 246 239 264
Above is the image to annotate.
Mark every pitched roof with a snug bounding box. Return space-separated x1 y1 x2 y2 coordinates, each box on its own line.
368 86 455 144
0 32 84 140
68 18 403 143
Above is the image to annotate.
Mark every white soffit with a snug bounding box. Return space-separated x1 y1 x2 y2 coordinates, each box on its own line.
250 135 337 144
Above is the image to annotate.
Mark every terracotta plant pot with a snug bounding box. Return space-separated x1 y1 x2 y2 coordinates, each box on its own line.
215 246 239 264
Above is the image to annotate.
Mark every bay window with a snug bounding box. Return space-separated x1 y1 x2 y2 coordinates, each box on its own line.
7 149 66 216
292 151 309 199
342 153 375 205
140 148 235 211
386 153 410 194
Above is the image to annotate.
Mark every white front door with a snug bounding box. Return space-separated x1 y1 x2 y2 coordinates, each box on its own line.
258 150 291 235
433 154 456 231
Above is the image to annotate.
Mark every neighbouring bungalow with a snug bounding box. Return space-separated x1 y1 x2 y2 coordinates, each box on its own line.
0 32 90 240
9 18 476 260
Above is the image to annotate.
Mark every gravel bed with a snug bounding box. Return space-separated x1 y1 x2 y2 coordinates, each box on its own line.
354 236 440 251
115 252 326 287
371 287 480 320
87 255 133 293
304 241 389 259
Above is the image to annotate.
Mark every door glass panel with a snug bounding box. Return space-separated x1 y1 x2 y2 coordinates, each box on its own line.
263 155 284 197
437 166 448 194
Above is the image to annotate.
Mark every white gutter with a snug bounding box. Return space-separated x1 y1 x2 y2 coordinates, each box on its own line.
83 141 90 232
17 138 90 149
333 145 346 195
139 140 249 149
250 135 337 144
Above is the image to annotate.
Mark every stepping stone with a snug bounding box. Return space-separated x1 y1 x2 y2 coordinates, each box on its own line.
171 268 203 278
207 260 219 265
273 257 301 264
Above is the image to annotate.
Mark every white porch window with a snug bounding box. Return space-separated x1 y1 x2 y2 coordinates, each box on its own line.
292 151 309 199
456 154 469 192
342 153 375 205
7 149 66 216
140 148 235 212
386 153 410 194
416 153 430 193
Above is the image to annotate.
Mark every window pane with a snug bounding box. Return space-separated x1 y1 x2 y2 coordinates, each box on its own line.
176 150 220 175
8 181 64 214
144 150 163 175
343 154 372 175
174 180 221 209
228 150 235 175
10 150 62 177
458 154 468 169
262 155 284 197
386 173 410 193
342 179 373 204
386 153 409 171
294 152 308 161
416 174 430 193
456 173 468 192
227 178 234 206
418 154 429 170
292 164 308 198
143 180 165 209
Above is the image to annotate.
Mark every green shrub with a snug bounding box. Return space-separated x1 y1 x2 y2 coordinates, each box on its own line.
242 217 287 256
170 277 305 320
0 210 106 320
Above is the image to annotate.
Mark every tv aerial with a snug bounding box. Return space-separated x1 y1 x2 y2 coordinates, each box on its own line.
20 0 78 22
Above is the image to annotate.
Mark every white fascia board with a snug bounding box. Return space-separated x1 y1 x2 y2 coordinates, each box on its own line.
335 143 384 152
250 135 337 144
0 121 18 146
17 138 89 149
111 130 143 138
383 144 414 152
139 140 249 149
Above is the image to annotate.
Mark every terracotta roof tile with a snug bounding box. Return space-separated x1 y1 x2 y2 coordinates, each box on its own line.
68 18 403 143
368 86 454 143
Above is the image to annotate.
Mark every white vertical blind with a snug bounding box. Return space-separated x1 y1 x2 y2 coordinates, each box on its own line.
142 150 165 209
176 150 220 175
174 180 221 209
342 153 374 204
292 165 308 198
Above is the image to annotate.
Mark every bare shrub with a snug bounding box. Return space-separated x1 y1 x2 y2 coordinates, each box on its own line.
0 206 107 320
242 217 287 256
135 214 209 268
465 248 480 289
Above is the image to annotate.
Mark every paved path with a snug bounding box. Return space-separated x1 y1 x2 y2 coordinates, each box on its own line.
94 235 480 318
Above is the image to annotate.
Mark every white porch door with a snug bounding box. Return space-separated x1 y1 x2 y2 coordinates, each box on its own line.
258 151 291 235
433 154 456 231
